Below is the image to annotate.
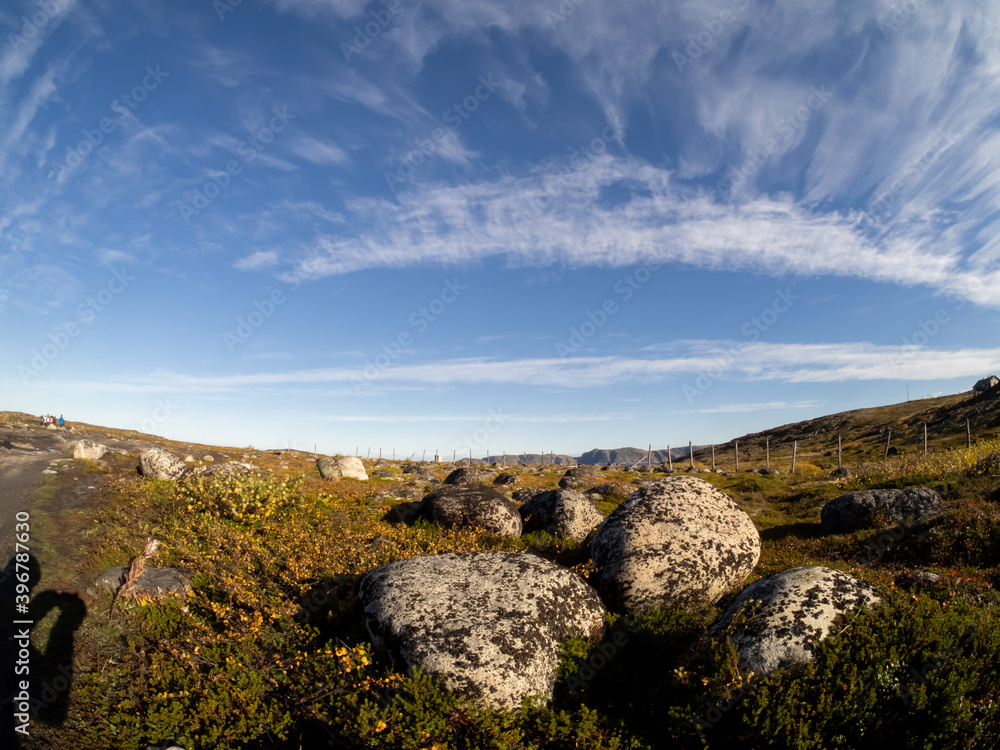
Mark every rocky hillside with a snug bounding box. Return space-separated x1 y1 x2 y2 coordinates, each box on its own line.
694 385 1000 464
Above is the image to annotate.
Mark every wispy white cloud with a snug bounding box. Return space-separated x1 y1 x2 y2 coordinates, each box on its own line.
234 250 280 270
49 341 1000 395
682 400 823 414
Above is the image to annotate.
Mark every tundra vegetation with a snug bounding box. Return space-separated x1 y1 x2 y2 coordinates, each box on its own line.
10 409 1000 749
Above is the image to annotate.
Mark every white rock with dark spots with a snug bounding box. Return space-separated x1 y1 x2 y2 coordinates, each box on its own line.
316 455 368 480
519 489 605 542
820 487 943 533
358 551 606 708
709 566 880 676
138 448 189 480
74 440 110 460
590 476 760 613
417 485 522 538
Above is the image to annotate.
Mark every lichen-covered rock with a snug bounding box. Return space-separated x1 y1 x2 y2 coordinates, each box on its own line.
317 456 368 480
709 566 880 676
358 551 606 708
590 477 760 613
138 448 189 480
820 487 943 533
519 489 605 542
444 467 494 485
493 472 518 486
511 488 539 504
95 566 193 598
74 440 110 461
417 485 522 538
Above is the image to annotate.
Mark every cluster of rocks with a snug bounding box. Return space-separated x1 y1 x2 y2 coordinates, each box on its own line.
136 447 258 481
95 446 904 713
361 471 886 709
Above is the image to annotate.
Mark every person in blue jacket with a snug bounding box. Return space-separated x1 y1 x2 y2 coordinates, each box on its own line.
58 415 64 427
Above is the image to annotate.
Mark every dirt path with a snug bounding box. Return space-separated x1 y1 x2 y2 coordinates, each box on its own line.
0 428 74 551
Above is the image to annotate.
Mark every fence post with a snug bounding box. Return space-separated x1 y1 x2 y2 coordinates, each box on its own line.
766 438 770 469
689 441 694 469
924 423 927 456
838 435 842 469
667 445 672 471
453 449 456 463
711 444 716 471
393 448 395 460
647 444 652 471
356 445 359 457
422 449 426 461
379 447 382 459
884 431 891 459
735 440 739 471
968 418 972 448
792 440 797 473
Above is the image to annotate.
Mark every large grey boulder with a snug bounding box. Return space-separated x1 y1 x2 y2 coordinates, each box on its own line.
820 487 943 533
317 455 368 480
444 467 494 485
590 477 760 613
358 551 606 709
709 566 880 676
96 566 193 598
519 489 605 542
138 448 189 480
74 440 110 461
416 485 522 538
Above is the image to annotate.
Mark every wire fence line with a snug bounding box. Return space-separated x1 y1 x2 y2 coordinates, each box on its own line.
351 418 996 474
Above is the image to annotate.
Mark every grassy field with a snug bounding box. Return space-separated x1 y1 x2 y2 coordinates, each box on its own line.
10 414 1000 749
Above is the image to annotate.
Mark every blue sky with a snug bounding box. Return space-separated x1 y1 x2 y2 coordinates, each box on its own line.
3 0 1000 457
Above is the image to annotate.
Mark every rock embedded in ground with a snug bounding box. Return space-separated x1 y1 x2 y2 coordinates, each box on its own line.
96 566 193 598
590 476 761 613
519 489 605 543
416 485 522 538
709 566 880 677
444 467 494 485
493 472 518 486
316 455 368 480
138 447 189 480
820 487 943 533
358 551 606 709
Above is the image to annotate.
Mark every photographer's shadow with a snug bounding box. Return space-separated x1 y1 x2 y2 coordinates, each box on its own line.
1 554 86 747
